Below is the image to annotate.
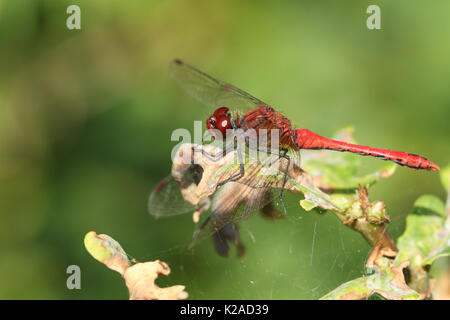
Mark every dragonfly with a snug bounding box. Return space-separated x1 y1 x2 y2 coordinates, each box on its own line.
169 59 439 172
169 59 439 210
148 59 439 252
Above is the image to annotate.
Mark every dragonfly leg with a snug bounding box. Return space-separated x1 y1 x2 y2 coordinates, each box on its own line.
217 163 245 188
278 148 290 215
217 147 245 188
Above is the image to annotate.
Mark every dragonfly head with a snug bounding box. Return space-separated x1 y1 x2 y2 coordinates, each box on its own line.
207 107 231 140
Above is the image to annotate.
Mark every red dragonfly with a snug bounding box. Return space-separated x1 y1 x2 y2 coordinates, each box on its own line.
169 59 439 211
171 59 439 173
148 59 439 251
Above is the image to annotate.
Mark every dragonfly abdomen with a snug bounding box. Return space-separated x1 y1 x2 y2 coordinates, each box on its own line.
294 129 440 171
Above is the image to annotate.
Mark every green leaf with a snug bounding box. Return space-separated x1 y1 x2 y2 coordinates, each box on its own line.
396 195 449 268
423 247 450 266
320 276 372 300
329 193 356 212
299 199 317 211
84 231 130 275
321 261 420 300
412 194 446 218
286 173 342 211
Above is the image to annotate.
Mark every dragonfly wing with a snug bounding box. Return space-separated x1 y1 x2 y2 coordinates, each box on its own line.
170 59 268 112
290 148 302 169
148 175 200 219
189 182 274 247
232 147 301 189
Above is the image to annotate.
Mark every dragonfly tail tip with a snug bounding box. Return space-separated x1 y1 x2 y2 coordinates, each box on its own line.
429 162 440 171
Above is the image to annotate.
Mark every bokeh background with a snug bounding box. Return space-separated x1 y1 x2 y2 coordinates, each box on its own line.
0 0 449 299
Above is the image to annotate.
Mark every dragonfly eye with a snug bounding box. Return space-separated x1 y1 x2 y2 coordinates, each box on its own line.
207 115 216 130
206 114 230 140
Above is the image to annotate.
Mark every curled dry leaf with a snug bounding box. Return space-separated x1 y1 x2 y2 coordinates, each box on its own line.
124 260 189 300
84 231 188 300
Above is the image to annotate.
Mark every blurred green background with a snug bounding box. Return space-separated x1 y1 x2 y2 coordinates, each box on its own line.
0 0 449 299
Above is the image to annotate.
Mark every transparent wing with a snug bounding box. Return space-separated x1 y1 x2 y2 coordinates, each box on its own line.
189 182 276 247
148 175 199 219
245 149 301 188
207 145 301 189
170 59 268 112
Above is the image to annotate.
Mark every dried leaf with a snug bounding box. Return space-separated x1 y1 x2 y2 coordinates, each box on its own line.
124 261 188 300
84 232 188 300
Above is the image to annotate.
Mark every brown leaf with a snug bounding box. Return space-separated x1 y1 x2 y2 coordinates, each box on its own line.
124 260 189 300
84 232 188 300
391 260 412 292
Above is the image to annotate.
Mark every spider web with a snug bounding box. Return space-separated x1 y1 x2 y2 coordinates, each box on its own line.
140 190 379 299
